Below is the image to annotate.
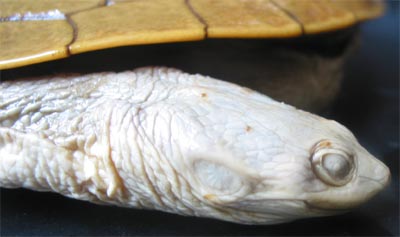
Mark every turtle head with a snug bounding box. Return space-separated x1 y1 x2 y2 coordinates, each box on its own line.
171 94 389 224
179 114 390 224
162 73 390 224
293 119 391 212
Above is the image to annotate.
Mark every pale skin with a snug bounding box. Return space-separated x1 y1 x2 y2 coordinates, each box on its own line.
0 67 390 224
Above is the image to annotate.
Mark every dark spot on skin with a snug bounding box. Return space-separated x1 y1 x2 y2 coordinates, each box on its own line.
310 140 332 154
246 125 252 132
201 93 207 98
319 140 332 148
204 194 216 200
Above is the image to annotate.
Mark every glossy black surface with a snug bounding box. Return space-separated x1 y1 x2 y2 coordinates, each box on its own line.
1 2 398 236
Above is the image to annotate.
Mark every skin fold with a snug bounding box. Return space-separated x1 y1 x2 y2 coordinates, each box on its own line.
0 67 390 224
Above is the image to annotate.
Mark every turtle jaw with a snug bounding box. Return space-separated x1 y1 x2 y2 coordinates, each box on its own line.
303 182 386 213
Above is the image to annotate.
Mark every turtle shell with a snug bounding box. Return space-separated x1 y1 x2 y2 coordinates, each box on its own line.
0 0 384 70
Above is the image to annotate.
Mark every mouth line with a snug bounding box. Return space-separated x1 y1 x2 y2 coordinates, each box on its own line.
303 201 351 213
229 198 350 214
359 175 390 188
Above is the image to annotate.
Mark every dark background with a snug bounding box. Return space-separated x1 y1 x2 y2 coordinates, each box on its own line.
1 2 398 236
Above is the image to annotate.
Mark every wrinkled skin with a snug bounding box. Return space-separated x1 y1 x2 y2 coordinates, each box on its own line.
0 67 390 224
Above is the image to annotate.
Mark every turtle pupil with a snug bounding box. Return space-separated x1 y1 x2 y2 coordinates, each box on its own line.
322 154 351 180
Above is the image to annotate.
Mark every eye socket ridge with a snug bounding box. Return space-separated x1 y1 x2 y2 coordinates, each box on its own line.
310 140 356 186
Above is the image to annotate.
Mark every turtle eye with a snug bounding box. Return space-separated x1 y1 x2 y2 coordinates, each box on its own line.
322 153 352 180
311 141 355 186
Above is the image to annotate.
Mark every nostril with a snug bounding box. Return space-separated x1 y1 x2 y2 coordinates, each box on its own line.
372 161 391 187
381 171 391 187
376 166 391 187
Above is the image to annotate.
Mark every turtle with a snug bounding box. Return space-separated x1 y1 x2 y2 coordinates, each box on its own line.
0 0 385 111
0 0 390 227
0 67 391 224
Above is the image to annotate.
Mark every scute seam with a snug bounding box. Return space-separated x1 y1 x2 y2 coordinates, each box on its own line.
185 0 208 38
270 0 305 34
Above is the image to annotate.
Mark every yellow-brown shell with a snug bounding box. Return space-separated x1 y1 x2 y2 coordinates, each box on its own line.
0 0 384 70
